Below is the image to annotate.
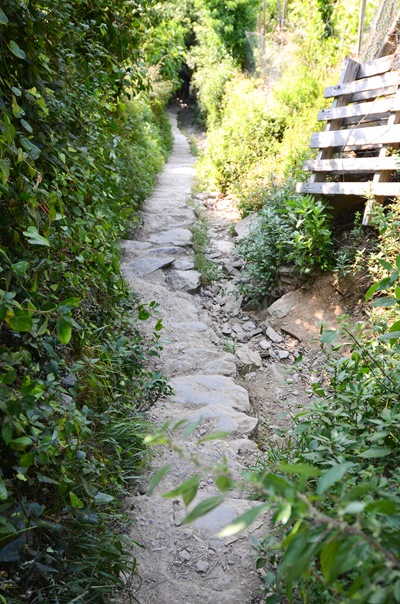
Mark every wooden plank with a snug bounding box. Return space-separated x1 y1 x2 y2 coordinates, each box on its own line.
296 181 400 196
309 58 360 187
324 71 400 99
303 156 400 172
318 96 400 121
351 85 397 103
356 55 394 79
310 124 400 149
342 113 391 126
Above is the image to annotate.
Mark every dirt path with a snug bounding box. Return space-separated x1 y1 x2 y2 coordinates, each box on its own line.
120 108 345 603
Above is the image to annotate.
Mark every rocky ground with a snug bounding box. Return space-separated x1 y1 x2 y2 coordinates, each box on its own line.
119 108 353 603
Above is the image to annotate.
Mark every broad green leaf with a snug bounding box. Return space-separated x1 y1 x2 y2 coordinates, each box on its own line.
7 308 32 332
379 331 400 341
276 463 321 478
94 492 114 505
218 504 269 537
146 464 172 496
0 8 9 24
396 256 400 271
343 501 366 514
20 137 41 160
19 452 35 468
365 282 379 302
10 436 33 449
274 502 292 524
2 424 12 444
69 492 84 509
163 474 201 507
57 316 72 344
320 538 340 583
36 317 49 337
371 297 397 307
0 159 10 185
11 261 29 275
317 463 353 495
379 258 394 271
58 297 81 311
359 447 391 459
0 478 8 501
9 40 26 60
365 499 397 515
320 329 338 344
215 475 234 491
185 495 225 523
20 119 33 133
22 226 50 247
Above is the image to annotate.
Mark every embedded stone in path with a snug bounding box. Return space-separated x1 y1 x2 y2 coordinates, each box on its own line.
234 212 260 240
145 245 186 257
174 257 195 270
149 227 192 246
235 345 263 374
124 255 176 276
170 374 251 413
164 347 236 377
166 269 201 293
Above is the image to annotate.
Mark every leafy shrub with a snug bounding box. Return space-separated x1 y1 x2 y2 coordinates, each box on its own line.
236 190 333 303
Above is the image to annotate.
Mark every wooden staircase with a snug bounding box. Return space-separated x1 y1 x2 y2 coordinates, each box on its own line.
296 52 400 223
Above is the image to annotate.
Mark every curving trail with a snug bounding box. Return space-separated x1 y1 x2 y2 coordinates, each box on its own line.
121 109 266 604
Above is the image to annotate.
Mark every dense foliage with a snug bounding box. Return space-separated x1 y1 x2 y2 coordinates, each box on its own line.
0 0 182 601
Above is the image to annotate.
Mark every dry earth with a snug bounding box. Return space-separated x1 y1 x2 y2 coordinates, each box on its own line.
118 108 356 604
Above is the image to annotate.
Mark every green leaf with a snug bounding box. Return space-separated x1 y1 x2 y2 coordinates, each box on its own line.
320 329 338 344
320 538 339 583
2 424 12 445
58 297 81 311
69 492 84 509
94 492 114 505
317 463 353 495
365 282 379 302
0 159 10 185
0 8 9 24
163 475 201 506
0 478 8 501
19 452 35 468
9 40 26 60
185 495 225 523
371 297 397 307
365 499 397 515
359 447 391 459
197 431 230 444
379 259 394 271
10 436 33 449
57 316 72 344
22 226 50 247
20 137 41 160
396 256 400 271
215 475 234 491
11 261 29 275
343 501 366 514
146 464 172 496
218 504 269 537
7 308 32 333
20 119 33 134
276 463 321 478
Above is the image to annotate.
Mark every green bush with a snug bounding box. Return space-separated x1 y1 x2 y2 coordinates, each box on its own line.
236 190 333 303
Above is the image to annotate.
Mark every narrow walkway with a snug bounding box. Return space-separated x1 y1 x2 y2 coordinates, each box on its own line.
121 110 264 604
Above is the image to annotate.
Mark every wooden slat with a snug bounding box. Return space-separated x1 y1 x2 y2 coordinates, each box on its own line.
318 96 400 121
309 58 360 187
310 124 400 149
303 156 400 172
356 55 394 79
342 113 391 126
351 85 397 103
296 181 400 196
324 71 400 99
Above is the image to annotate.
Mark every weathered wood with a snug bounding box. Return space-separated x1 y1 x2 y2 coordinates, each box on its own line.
296 181 400 196
318 96 400 121
303 156 400 172
310 58 360 185
310 124 400 149
342 113 391 126
351 85 397 103
324 71 400 99
356 55 394 79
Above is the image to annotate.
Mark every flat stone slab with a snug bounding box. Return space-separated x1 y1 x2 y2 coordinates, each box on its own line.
171 321 209 332
146 246 186 257
235 345 263 374
149 227 192 246
166 269 201 293
170 374 250 413
124 255 175 276
234 213 260 240
174 257 195 270
163 348 236 377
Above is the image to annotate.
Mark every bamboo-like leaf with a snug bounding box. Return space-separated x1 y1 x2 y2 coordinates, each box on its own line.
185 495 225 523
146 464 172 496
218 504 268 537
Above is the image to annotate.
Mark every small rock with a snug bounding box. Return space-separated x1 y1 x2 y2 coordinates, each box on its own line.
259 339 271 350
166 270 201 293
247 327 264 339
278 350 290 360
196 560 210 574
235 345 263 374
179 549 191 562
221 324 232 336
174 258 195 271
266 326 283 343
234 213 260 240
236 331 246 342
242 321 256 331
